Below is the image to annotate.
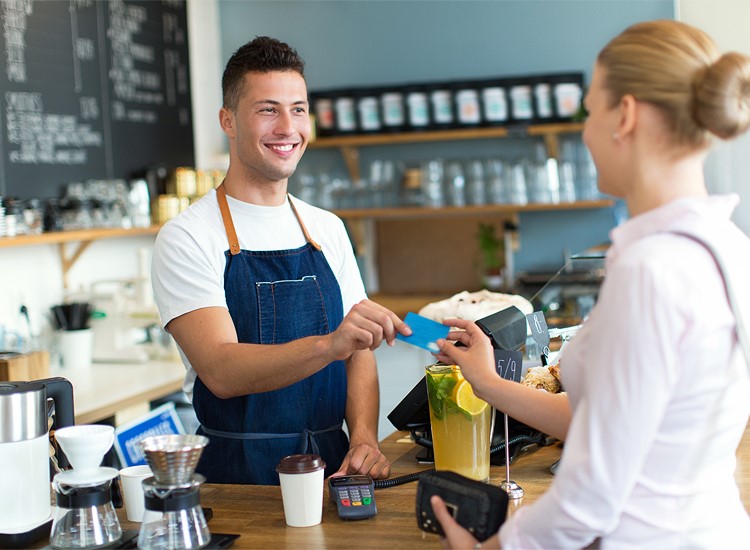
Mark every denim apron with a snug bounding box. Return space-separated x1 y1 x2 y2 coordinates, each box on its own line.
193 184 349 484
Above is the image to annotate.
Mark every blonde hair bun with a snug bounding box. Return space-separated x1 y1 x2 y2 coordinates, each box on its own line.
693 52 750 140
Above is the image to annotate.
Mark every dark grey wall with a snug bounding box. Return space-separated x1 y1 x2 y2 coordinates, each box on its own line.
216 0 674 274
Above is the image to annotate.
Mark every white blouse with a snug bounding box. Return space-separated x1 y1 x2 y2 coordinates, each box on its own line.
500 195 750 549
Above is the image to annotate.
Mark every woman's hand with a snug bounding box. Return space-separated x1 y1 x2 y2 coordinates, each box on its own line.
431 495 502 549
434 318 497 401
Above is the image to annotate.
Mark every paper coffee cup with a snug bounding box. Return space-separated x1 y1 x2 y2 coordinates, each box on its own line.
119 465 153 522
276 454 326 527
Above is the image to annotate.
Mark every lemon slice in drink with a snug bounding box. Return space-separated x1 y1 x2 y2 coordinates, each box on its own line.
453 380 488 415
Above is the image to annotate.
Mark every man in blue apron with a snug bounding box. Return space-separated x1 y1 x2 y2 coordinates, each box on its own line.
152 37 410 484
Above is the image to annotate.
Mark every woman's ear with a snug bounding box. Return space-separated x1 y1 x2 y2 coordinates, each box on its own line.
219 107 235 138
617 94 637 139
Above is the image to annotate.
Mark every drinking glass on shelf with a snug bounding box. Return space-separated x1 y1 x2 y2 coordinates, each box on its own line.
466 159 486 206
485 159 510 204
508 161 528 205
525 161 551 204
446 161 466 207
558 160 577 203
421 159 445 208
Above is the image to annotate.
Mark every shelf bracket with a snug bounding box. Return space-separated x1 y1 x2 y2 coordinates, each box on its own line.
58 240 93 289
340 145 361 182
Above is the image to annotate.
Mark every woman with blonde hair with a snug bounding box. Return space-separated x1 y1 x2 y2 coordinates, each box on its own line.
432 19 750 549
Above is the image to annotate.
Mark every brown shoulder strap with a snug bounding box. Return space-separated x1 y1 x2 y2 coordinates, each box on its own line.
288 194 322 251
216 183 241 256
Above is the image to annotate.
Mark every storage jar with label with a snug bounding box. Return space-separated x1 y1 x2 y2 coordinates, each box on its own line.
454 84 481 127
429 83 455 128
405 85 431 130
508 81 534 122
311 92 336 136
380 89 406 132
533 80 555 122
551 73 584 121
334 91 357 134
356 90 382 133
479 81 509 126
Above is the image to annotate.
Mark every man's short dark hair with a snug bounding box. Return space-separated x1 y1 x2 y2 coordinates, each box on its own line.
222 36 306 110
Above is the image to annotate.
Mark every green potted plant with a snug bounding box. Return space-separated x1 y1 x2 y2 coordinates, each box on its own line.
475 222 505 290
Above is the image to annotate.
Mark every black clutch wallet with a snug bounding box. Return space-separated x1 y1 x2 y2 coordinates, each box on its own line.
416 471 509 541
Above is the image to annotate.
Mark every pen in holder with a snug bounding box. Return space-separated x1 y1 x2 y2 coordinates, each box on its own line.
475 306 528 500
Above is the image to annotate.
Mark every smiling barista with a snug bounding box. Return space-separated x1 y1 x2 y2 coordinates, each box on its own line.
151 36 410 485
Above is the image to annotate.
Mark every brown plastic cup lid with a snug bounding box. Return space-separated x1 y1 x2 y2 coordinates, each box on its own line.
276 454 326 474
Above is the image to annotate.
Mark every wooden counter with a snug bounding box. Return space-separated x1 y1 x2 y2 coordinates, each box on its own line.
115 423 750 549
50 360 185 424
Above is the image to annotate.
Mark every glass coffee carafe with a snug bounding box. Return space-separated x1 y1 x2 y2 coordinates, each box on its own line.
425 364 493 482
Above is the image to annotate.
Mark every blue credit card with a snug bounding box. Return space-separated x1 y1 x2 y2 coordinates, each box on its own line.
396 312 450 353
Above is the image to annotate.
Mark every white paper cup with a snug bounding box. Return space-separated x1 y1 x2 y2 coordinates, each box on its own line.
276 454 326 527
119 465 153 522
59 328 93 369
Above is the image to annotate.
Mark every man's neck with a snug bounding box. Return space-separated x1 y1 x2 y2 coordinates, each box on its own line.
222 172 288 206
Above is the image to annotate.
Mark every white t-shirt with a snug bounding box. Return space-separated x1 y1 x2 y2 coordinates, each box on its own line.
501 195 750 549
151 189 367 397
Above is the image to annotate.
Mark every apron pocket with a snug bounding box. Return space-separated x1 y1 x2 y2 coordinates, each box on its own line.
256 275 329 344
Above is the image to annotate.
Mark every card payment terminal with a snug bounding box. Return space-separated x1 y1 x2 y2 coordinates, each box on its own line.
328 475 377 520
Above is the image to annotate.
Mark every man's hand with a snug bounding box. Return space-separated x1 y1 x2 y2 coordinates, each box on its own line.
328 300 410 362
335 441 390 479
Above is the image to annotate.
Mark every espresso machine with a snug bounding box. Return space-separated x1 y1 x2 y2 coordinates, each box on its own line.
0 378 74 547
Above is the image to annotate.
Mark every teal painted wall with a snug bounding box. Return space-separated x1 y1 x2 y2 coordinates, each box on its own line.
216 0 674 275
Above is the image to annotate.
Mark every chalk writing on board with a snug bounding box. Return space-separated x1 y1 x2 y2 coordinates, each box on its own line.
0 0 194 199
495 350 524 383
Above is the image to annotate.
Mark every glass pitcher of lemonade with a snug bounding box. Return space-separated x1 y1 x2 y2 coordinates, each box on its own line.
425 364 492 482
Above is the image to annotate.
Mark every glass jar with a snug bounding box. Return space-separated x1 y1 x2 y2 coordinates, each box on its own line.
357 92 381 133
405 86 431 130
480 83 509 125
534 82 554 121
429 85 454 127
454 86 481 126
334 92 357 134
311 92 336 136
509 83 534 122
380 89 406 132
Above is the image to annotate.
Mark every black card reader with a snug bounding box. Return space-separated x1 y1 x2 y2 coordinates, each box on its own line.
328 475 377 520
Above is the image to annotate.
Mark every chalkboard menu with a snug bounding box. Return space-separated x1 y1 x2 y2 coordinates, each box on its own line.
0 0 194 200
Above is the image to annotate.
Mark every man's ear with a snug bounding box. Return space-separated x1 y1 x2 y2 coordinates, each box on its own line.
219 107 235 138
617 94 637 139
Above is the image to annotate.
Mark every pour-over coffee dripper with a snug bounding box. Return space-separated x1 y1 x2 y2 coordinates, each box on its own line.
140 434 208 487
137 435 211 550
50 425 122 549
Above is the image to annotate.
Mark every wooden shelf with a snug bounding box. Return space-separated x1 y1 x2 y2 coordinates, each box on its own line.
307 122 584 182
0 225 161 288
0 225 160 248
308 122 584 149
333 199 612 221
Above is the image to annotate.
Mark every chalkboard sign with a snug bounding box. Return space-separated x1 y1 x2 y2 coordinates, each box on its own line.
0 0 194 200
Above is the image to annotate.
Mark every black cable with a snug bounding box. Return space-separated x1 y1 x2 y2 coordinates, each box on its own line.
374 469 434 489
490 432 546 455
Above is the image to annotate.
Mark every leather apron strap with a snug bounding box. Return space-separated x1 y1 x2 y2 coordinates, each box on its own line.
216 182 322 254
216 183 241 256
